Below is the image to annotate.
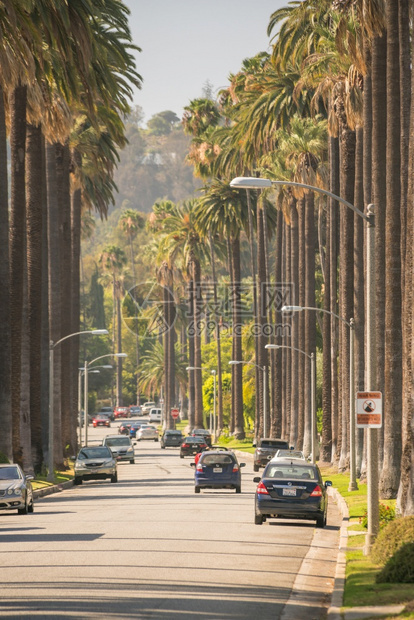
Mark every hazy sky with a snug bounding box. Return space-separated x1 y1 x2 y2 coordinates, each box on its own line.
124 0 286 125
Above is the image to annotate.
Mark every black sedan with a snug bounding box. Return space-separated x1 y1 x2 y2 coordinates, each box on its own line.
191 429 212 447
254 459 332 528
180 436 208 458
161 430 183 448
0 464 34 514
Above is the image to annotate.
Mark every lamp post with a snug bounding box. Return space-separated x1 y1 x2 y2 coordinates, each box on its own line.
229 360 267 438
282 305 357 491
186 366 217 435
48 329 108 481
78 365 113 446
231 176 377 551
265 344 315 463
83 353 128 446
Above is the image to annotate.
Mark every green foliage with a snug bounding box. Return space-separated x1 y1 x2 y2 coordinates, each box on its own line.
360 503 396 531
0 452 9 464
146 111 180 136
371 516 414 566
376 543 414 584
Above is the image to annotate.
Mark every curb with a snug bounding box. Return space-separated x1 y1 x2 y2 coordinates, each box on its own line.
327 487 350 620
33 479 73 499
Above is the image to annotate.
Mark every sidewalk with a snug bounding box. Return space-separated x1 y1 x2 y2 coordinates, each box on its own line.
33 478 73 500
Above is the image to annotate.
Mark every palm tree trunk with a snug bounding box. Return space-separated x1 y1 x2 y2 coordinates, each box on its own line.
208 232 224 435
271 210 283 438
10 83 27 464
26 123 44 470
187 277 195 430
246 190 260 437
116 285 123 406
192 257 203 427
297 196 306 450
0 85 12 461
321 197 332 463
303 192 316 457
71 149 82 452
290 199 300 447
232 235 244 439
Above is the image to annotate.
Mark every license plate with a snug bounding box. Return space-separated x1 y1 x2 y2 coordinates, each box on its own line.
213 467 222 473
282 488 297 496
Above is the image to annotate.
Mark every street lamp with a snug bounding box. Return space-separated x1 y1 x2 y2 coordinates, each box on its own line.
83 353 127 446
265 344 316 463
229 360 267 438
282 305 357 491
78 365 113 445
186 366 217 436
48 329 109 481
231 175 378 551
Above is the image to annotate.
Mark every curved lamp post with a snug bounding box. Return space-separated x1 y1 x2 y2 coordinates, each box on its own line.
48 329 108 481
231 175 377 550
229 360 267 438
78 365 113 445
283 305 357 491
83 353 127 445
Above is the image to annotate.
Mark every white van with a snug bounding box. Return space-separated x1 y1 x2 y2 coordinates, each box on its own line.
149 408 162 423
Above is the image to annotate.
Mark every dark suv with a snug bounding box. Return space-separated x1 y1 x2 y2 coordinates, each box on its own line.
253 438 290 472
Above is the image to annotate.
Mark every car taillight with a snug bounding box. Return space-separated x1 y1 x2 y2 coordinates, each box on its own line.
196 464 203 472
310 485 322 497
256 481 269 495
232 465 239 472
182 443 189 448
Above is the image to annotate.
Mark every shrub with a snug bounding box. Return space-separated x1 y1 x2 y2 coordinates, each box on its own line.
371 516 414 566
376 543 414 583
0 452 9 464
360 503 395 530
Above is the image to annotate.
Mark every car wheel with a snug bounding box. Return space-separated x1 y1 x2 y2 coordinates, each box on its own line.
28 497 34 513
110 473 118 483
161 445 165 449
74 476 83 485
18 499 28 515
254 514 263 525
253 464 259 472
195 486 200 494
316 514 326 528
235 486 241 494
180 455 184 459
154 438 158 442
130 459 135 465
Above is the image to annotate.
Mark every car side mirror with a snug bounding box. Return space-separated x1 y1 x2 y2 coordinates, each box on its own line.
133 442 137 445
25 474 34 480
325 480 332 487
190 462 196 467
252 441 257 447
239 463 246 467
253 477 261 483
290 446 294 450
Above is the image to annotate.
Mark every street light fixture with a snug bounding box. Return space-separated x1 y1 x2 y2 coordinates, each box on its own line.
265 344 316 463
78 365 113 445
83 353 127 446
282 305 357 491
229 360 267 438
48 329 109 481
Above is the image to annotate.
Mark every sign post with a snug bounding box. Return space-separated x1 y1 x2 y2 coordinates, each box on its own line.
171 408 180 429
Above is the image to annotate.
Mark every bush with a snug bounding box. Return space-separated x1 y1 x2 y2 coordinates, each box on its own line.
376 543 414 583
371 516 414 566
360 503 395 530
0 452 9 464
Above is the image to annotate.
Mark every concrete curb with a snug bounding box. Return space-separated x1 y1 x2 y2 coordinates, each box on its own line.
33 479 73 499
327 487 350 620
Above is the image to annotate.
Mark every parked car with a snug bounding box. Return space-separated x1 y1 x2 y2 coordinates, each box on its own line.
72 445 118 485
180 436 208 458
191 449 245 494
141 401 156 415
149 408 162 423
118 422 133 435
0 464 34 514
102 435 135 464
136 425 159 441
191 429 212 447
253 438 291 472
129 405 141 416
114 406 130 419
253 459 332 527
92 414 111 428
272 449 306 461
97 406 115 421
160 430 183 449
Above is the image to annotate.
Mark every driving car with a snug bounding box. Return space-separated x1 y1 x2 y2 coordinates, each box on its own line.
72 445 118 485
114 406 130 419
149 408 162 423
92 414 111 428
272 449 306 461
118 422 133 435
180 436 208 458
102 435 135 464
253 438 291 471
191 449 245 493
0 463 34 514
253 459 332 528
160 430 183 449
141 401 156 415
129 422 147 438
97 406 114 421
129 405 141 416
136 425 159 441
191 429 212 447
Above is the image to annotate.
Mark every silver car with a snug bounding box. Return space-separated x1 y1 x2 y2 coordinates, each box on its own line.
0 464 34 514
102 435 136 464
136 424 159 442
73 446 118 485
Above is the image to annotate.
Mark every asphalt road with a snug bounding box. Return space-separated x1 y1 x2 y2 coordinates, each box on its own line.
0 420 341 619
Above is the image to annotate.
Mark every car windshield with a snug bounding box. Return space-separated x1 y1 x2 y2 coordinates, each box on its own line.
192 429 209 435
0 466 21 480
78 447 112 460
275 450 304 459
264 464 318 480
166 431 181 436
260 440 289 449
201 454 234 466
105 437 131 447
184 437 204 443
